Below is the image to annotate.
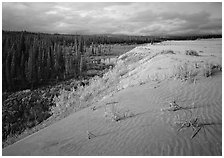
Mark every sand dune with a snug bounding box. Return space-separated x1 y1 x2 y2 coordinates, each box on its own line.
3 39 222 156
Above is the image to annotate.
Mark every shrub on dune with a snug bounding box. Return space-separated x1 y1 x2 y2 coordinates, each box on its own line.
202 63 222 77
173 62 222 82
174 63 198 82
185 50 199 56
161 50 175 55
79 60 129 103
53 59 131 117
104 104 134 122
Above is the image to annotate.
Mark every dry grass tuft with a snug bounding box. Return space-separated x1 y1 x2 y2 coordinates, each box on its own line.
161 100 183 111
173 63 198 82
104 104 134 122
173 61 222 82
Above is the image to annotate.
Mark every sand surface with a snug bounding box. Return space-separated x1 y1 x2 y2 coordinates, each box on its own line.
2 39 222 156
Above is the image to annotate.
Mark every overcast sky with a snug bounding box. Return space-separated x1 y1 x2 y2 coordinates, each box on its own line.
2 2 222 36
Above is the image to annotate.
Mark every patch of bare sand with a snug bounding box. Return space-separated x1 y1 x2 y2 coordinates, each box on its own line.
3 39 222 155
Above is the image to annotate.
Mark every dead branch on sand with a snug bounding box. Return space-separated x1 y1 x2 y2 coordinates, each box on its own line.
87 131 96 140
161 100 202 139
177 117 202 139
106 101 119 105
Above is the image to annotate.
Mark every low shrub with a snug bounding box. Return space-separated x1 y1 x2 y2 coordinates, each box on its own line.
2 90 55 141
202 63 222 77
79 76 106 102
161 50 175 54
104 104 134 122
174 63 198 82
119 54 129 60
202 63 212 77
173 62 222 82
185 50 199 56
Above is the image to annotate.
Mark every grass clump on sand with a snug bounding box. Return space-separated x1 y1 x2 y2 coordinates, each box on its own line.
185 50 199 56
104 103 134 122
174 63 198 82
161 50 175 55
202 62 222 77
161 100 183 112
173 62 222 82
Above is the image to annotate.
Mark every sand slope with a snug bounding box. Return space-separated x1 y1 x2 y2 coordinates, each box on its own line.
3 39 222 156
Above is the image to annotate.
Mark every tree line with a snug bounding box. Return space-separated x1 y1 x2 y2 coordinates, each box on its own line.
2 31 157 92
2 31 221 92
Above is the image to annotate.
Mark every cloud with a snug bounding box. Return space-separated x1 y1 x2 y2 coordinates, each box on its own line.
2 2 222 36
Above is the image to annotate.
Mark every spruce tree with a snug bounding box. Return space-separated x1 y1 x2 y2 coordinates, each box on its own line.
5 49 12 91
27 45 34 88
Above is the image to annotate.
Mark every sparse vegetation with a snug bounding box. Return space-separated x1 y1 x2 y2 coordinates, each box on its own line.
173 62 222 82
202 63 222 77
161 100 182 111
176 117 202 139
163 100 202 139
149 73 164 82
174 63 199 82
185 50 199 56
161 50 175 54
202 63 213 77
104 103 134 122
139 80 147 86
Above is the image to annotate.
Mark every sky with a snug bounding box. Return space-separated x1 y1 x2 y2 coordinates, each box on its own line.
2 2 222 36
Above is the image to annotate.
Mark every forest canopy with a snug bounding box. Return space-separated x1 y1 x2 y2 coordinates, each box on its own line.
2 30 221 92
